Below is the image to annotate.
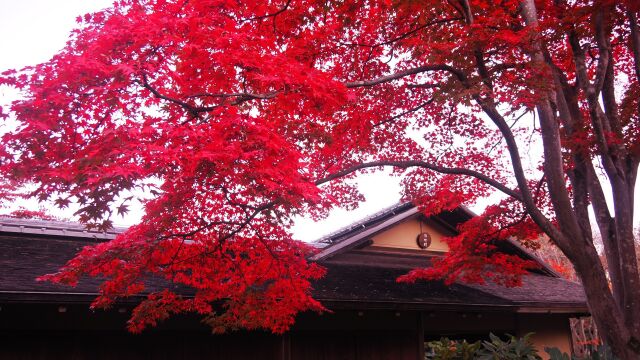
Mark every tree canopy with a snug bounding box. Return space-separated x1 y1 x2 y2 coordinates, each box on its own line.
1 0 639 357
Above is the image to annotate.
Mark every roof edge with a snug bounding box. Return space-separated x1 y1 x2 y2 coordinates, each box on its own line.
0 217 126 240
311 206 420 261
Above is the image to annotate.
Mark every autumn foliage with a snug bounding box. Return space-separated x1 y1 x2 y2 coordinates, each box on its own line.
1 0 640 357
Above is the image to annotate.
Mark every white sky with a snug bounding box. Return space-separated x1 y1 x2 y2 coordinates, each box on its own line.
0 1 637 241
0 1 114 71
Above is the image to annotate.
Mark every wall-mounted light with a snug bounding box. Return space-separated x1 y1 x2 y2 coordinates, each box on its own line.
417 232 432 249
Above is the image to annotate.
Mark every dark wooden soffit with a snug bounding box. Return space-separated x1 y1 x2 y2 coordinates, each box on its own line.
0 292 588 316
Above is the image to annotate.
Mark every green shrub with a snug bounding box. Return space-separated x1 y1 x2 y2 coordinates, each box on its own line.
476 333 542 360
425 338 481 360
425 333 541 360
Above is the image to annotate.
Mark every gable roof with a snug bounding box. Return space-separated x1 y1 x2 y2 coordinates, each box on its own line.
0 231 587 313
314 203 415 245
311 203 421 261
311 204 558 277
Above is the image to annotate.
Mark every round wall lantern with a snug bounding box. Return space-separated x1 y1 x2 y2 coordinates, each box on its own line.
416 232 432 249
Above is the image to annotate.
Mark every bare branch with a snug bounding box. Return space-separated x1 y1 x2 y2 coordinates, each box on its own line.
314 160 522 201
345 65 467 88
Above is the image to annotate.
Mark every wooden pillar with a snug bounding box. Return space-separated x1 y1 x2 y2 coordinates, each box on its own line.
280 332 291 360
417 312 425 360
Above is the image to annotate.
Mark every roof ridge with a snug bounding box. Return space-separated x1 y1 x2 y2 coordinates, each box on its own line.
312 202 411 245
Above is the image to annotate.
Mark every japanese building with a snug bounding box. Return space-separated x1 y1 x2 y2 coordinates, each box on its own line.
0 203 587 359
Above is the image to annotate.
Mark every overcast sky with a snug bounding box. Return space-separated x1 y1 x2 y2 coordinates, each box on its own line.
1 1 637 241
0 1 114 71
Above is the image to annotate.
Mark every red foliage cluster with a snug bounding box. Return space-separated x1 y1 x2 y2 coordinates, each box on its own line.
399 206 540 287
40 221 324 333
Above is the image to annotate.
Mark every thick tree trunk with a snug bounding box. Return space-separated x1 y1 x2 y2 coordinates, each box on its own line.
519 1 640 358
572 246 640 360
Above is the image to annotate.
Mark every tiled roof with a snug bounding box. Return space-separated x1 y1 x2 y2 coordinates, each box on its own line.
0 229 587 312
316 262 586 309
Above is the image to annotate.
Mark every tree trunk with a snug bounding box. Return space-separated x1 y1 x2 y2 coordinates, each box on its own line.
572 248 640 359
519 1 640 358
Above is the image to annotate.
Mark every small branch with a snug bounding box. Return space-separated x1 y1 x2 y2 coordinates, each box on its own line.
242 0 291 22
140 74 207 115
338 17 462 49
628 8 640 83
592 9 611 96
186 91 279 101
373 99 433 127
406 83 441 90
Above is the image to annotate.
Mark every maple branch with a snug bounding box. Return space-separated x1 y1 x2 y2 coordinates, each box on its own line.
140 75 278 120
592 9 612 97
571 20 639 315
569 31 625 181
345 65 467 88
186 92 279 102
341 46 561 246
488 63 521 74
484 175 547 241
519 0 582 250
314 160 521 201
161 201 277 267
406 83 441 90
546 53 609 250
172 201 275 242
139 74 214 115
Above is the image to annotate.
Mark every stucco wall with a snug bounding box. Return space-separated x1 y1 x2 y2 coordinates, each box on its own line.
516 314 573 359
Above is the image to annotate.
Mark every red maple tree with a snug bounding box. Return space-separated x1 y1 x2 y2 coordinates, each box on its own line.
1 0 639 357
